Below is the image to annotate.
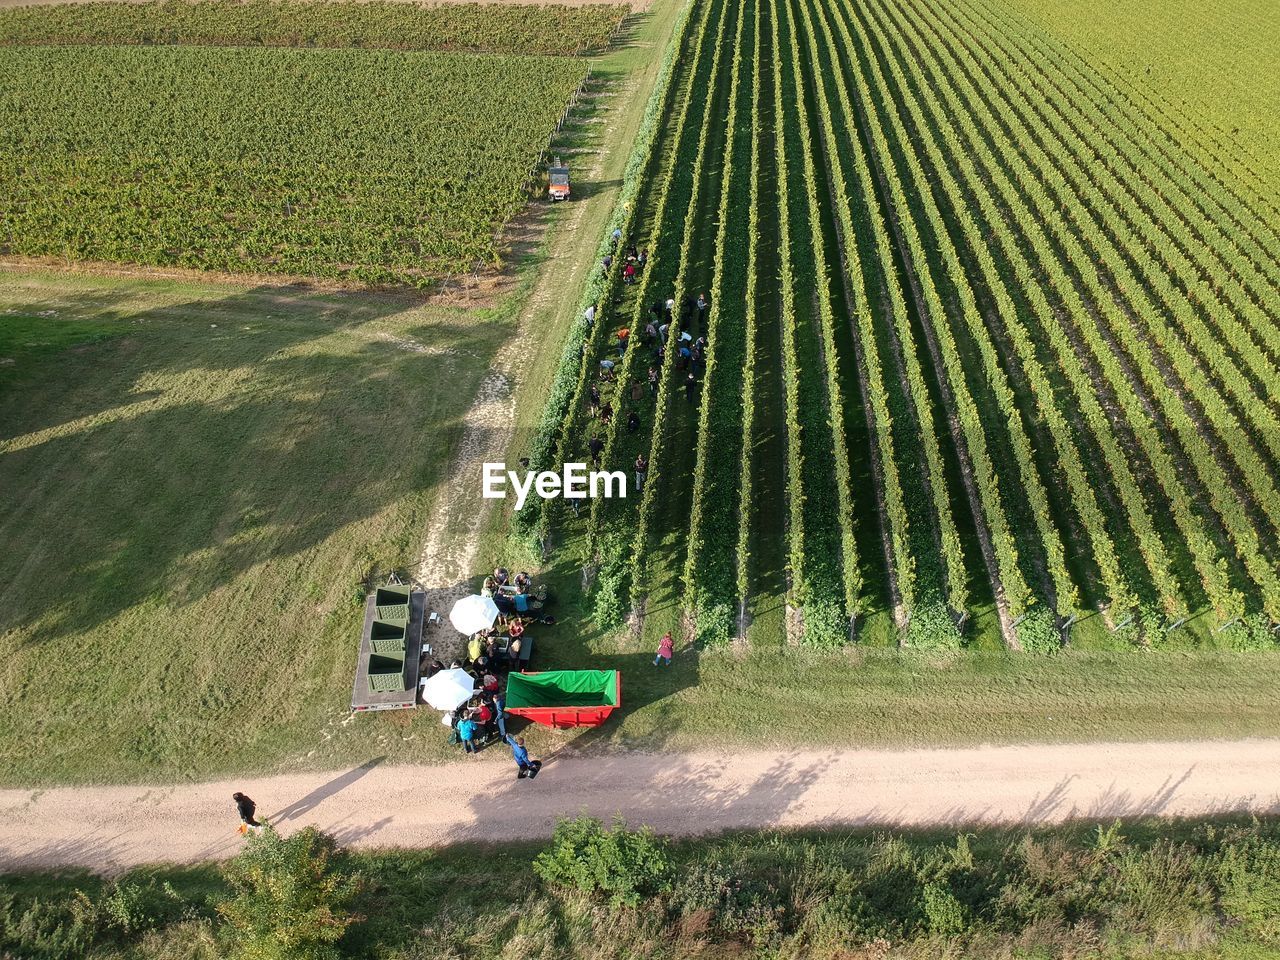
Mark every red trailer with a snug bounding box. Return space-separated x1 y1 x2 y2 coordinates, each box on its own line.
505 669 620 729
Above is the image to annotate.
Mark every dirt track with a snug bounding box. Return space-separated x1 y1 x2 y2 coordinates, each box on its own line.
4 739 1279 872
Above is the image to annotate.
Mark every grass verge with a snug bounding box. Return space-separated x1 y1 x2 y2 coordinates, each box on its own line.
6 814 1280 958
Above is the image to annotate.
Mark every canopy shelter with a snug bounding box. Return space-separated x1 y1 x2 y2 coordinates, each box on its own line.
449 594 499 635
420 668 475 711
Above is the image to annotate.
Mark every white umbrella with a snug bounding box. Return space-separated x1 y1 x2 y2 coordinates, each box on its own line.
420 668 475 711
449 594 499 635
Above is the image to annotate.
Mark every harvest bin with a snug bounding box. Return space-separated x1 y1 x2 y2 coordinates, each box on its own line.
504 670 620 729
369 620 407 655
366 652 406 694
375 585 411 623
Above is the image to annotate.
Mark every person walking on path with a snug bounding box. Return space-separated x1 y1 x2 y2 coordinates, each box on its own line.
634 453 648 493
685 371 697 402
506 735 542 779
654 632 675 666
233 792 263 835
589 434 605 466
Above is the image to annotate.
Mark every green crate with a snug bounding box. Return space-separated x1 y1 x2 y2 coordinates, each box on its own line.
374 585 411 623
370 620 406 655
367 652 406 694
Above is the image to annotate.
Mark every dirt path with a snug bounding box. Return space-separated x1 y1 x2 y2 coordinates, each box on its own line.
5 739 1280 872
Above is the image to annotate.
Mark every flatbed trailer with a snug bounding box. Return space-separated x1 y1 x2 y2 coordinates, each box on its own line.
351 588 425 712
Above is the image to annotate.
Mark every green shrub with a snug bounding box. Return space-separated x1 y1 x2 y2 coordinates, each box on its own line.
591 534 631 628
693 595 735 648
919 881 966 937
1216 834 1280 941
1016 606 1062 653
95 876 188 936
671 859 784 943
218 826 364 960
0 891 97 960
801 597 847 648
904 600 963 650
534 816 673 908
1228 613 1280 652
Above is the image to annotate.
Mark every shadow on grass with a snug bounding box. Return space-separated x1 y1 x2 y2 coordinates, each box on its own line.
0 282 508 652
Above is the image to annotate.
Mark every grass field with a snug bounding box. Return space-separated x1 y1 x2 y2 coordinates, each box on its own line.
531 0 1280 654
6 815 1280 958
0 271 515 783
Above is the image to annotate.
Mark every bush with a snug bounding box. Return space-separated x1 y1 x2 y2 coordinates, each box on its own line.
919 881 966 937
693 595 734 648
534 816 673 908
1216 833 1280 941
0 891 97 960
904 599 963 650
0 876 187 960
218 827 364 960
801 597 847 648
1016 606 1061 653
1228 613 1280 652
95 876 188 936
591 531 631 627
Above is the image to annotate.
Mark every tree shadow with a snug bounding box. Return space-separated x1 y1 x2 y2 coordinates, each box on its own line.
267 756 387 826
437 748 836 846
0 282 508 652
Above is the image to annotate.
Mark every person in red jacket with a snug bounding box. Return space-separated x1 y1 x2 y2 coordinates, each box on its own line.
653 632 675 667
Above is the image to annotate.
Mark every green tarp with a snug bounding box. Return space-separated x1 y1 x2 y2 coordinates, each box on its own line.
506 670 617 709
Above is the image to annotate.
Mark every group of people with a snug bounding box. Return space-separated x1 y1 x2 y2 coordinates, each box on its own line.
447 667 542 779
580 232 714 488
446 566 552 778
601 227 648 283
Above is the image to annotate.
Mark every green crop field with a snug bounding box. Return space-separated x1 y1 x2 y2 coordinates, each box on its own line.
525 0 1280 655
0 45 587 286
0 0 628 56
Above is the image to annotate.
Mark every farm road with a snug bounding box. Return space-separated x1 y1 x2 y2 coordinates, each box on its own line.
5 739 1280 872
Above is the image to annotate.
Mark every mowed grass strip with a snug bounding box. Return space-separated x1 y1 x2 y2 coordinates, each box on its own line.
0 272 510 784
0 46 586 286
0 0 629 56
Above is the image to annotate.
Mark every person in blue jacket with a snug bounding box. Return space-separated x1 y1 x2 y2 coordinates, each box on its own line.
458 716 478 755
506 734 541 780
